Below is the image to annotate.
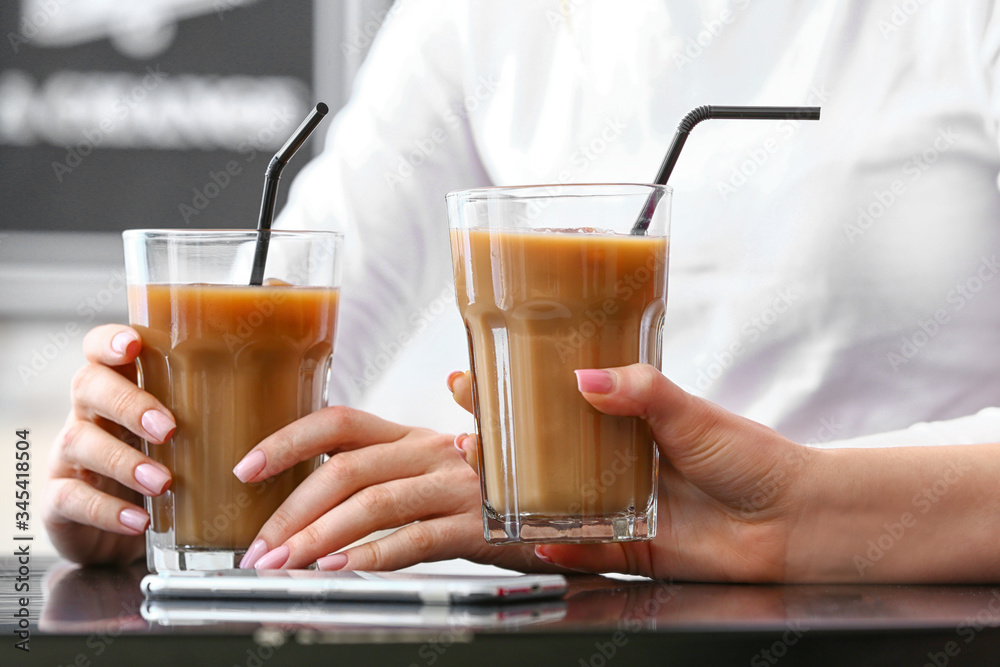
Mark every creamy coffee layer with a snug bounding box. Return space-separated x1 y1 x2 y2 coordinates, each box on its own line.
130 283 338 549
452 228 667 517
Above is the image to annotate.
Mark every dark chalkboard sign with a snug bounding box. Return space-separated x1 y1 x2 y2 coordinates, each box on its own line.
0 0 314 232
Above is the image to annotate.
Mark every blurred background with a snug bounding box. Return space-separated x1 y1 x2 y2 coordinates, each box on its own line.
0 0 397 557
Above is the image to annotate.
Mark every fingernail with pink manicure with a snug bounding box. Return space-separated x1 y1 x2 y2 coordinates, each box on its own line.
254 545 290 570
119 508 149 533
233 450 266 483
453 433 468 452
240 539 268 569
534 546 554 564
141 410 176 442
111 331 138 356
575 369 614 394
134 463 170 495
317 553 348 571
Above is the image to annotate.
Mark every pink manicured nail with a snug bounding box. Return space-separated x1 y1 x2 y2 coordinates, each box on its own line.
317 553 349 571
446 371 464 392
575 369 614 394
134 463 170 495
233 450 266 483
534 546 554 564
119 508 149 533
254 545 290 570
240 539 268 569
453 433 468 452
111 331 138 356
141 410 176 442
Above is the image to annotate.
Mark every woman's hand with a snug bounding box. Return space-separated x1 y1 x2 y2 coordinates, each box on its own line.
43 325 175 565
451 365 816 582
235 406 556 573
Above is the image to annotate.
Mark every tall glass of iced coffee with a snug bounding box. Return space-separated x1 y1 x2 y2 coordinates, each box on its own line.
447 184 670 543
123 230 342 571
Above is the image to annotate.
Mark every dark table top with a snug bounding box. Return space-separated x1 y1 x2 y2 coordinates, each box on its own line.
5 557 1000 666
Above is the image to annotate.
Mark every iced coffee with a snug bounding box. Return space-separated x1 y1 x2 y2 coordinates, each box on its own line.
123 230 342 571
447 185 670 543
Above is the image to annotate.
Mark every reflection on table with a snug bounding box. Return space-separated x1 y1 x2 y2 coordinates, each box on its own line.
34 558 1000 635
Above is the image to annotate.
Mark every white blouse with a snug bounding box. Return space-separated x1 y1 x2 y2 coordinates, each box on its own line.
278 0 1000 447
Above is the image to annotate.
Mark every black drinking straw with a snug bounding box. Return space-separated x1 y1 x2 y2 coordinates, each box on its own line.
249 102 330 286
630 105 821 235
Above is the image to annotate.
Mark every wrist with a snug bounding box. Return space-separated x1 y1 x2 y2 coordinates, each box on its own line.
782 446 862 582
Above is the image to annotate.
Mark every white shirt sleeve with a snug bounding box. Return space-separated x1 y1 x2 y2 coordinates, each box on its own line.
275 0 490 406
815 408 1000 448
820 2 1000 449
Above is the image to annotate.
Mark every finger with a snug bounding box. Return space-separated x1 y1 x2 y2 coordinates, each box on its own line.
534 543 631 575
316 515 480 572
71 364 176 444
56 420 171 496
232 406 412 483
574 364 799 488
453 432 480 472
248 434 460 557
45 477 150 536
83 324 142 367
322 520 571 574
447 370 474 414
262 469 477 569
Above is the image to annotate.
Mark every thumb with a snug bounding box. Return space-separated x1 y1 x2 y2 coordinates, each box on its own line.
574 364 799 501
447 370 474 414
534 543 635 576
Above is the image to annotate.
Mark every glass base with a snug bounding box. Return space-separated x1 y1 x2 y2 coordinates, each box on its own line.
483 506 656 545
146 529 246 572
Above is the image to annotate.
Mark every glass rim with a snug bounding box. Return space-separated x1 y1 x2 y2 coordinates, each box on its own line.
122 229 343 240
445 182 673 202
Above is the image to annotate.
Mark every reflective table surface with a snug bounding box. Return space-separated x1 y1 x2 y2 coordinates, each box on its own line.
5 557 1000 666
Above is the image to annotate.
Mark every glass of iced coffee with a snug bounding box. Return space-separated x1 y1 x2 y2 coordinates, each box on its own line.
123 230 342 571
447 184 670 544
